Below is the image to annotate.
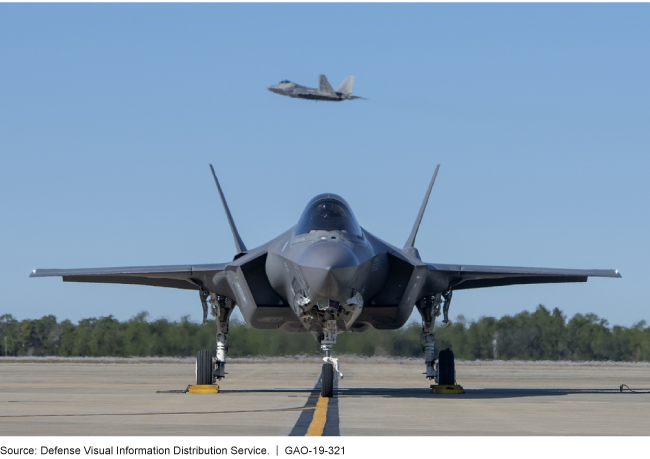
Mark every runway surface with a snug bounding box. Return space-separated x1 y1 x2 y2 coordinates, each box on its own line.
1 358 649 436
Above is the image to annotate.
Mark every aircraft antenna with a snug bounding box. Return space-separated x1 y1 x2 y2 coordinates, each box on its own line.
209 164 247 254
404 164 440 249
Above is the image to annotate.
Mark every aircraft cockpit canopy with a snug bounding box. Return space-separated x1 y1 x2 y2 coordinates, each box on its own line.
279 80 291 84
295 194 362 238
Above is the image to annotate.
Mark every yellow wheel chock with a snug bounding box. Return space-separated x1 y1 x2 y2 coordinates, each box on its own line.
188 384 219 394
430 384 465 394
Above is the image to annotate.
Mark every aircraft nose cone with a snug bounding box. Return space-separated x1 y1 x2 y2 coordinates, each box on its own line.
298 242 359 301
298 241 358 269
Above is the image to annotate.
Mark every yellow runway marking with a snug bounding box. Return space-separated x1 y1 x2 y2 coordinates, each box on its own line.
305 396 329 436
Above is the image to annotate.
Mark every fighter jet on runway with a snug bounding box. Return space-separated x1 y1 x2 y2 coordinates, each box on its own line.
267 75 365 101
31 165 620 397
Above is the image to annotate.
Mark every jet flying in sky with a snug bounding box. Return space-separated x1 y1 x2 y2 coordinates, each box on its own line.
30 165 620 397
267 75 365 101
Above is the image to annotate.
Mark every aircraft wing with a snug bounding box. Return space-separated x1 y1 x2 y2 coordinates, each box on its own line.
426 263 621 291
30 263 228 291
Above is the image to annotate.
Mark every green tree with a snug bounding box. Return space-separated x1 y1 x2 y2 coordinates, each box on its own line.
0 314 18 356
566 313 611 360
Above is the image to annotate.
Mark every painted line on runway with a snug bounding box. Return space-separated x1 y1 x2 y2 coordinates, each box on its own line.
306 396 329 436
322 392 340 436
0 406 315 418
289 382 322 436
289 375 340 436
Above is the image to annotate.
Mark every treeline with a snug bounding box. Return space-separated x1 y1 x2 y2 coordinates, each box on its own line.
1 306 649 361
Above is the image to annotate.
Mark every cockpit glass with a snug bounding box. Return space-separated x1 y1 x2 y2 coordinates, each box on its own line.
295 197 362 237
279 80 291 84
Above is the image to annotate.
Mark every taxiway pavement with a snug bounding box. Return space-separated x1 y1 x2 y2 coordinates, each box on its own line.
1 359 648 435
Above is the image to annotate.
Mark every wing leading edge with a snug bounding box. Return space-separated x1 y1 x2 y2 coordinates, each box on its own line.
426 263 621 291
30 264 228 291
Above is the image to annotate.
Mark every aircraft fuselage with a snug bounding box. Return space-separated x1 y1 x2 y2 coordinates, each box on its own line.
233 193 404 338
267 83 347 101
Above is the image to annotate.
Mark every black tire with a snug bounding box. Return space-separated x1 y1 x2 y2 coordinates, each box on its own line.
321 363 334 398
438 348 455 385
196 349 213 385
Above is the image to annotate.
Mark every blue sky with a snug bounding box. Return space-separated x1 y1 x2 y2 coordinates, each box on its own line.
1 3 648 328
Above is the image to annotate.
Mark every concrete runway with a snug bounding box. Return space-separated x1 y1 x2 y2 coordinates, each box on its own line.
1 358 649 436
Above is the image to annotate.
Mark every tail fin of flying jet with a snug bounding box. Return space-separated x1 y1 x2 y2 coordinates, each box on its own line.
319 75 336 95
209 164 247 255
336 76 355 96
404 165 440 250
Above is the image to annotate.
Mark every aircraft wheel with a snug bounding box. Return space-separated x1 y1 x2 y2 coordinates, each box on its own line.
321 363 334 398
196 349 214 385
438 348 455 385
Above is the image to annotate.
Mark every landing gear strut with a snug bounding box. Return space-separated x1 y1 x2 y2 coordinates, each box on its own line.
416 290 452 382
196 291 233 385
319 320 343 398
210 294 233 381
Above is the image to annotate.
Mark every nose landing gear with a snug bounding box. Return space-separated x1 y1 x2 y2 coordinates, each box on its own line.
319 320 343 398
321 362 335 398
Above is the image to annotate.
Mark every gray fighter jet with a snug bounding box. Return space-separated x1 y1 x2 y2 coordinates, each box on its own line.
31 165 620 397
267 75 365 101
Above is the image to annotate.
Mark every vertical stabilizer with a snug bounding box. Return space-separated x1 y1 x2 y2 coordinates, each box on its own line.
210 164 247 254
336 76 354 96
404 165 440 249
319 75 335 95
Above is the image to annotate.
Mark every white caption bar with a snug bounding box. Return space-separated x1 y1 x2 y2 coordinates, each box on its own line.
0 437 643 459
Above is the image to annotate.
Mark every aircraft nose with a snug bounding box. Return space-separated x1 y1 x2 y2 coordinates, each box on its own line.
298 242 360 300
299 241 358 270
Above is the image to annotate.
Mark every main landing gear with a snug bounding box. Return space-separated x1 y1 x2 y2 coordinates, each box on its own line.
416 290 463 393
196 349 213 385
196 291 233 386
